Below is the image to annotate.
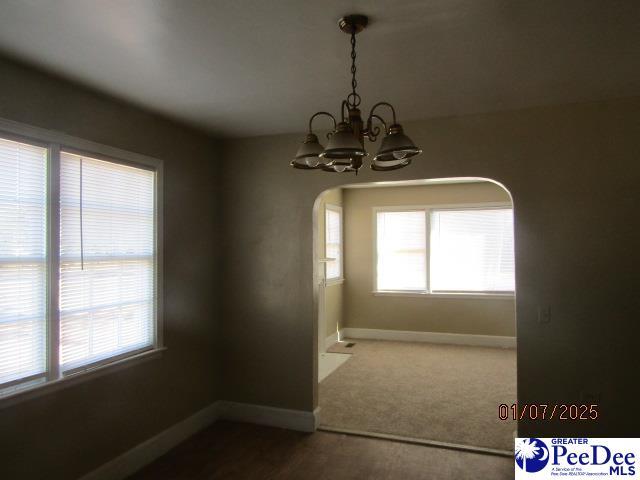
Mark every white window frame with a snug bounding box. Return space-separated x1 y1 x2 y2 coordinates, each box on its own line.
324 204 344 285
0 118 164 406
372 202 515 299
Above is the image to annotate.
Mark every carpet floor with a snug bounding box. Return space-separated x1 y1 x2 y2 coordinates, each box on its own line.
320 339 516 452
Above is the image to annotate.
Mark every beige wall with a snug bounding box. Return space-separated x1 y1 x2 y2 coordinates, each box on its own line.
343 182 515 336
0 57 221 480
316 188 343 339
220 97 640 439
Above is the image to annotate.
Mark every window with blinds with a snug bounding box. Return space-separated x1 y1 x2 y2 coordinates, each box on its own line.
376 210 427 291
0 137 47 388
430 208 514 292
0 125 160 399
60 152 156 372
375 206 514 294
325 206 342 281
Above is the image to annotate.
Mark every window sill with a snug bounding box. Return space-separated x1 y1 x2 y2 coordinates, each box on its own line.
326 278 344 286
372 291 514 300
0 347 166 409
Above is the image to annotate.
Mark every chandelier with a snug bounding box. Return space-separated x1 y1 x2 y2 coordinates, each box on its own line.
291 15 422 174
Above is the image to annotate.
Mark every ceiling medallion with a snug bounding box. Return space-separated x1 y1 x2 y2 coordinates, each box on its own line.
291 14 422 174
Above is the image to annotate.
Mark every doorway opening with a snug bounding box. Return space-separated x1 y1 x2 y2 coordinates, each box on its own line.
314 178 517 455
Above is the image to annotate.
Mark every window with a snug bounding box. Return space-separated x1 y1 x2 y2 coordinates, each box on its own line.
376 210 426 291
59 152 156 373
0 138 47 388
375 206 514 295
0 124 161 399
431 208 514 292
325 205 343 282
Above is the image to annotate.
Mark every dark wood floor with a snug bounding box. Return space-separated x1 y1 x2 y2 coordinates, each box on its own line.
128 421 513 479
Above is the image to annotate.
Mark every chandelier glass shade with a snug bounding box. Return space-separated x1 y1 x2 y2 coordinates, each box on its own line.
291 133 325 169
290 14 421 174
321 122 368 160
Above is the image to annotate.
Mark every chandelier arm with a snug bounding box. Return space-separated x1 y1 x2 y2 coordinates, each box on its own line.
367 102 398 126
308 111 336 132
341 100 350 122
308 111 337 138
366 114 388 142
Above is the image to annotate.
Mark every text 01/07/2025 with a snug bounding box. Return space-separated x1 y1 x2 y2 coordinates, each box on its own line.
499 404 598 421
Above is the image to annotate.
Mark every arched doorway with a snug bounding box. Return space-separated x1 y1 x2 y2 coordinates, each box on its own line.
313 177 517 455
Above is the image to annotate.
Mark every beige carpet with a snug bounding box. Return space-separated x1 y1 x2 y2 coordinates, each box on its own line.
320 339 516 451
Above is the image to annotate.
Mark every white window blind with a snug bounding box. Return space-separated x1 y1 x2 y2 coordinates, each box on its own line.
325 206 342 280
59 152 156 372
430 208 514 292
376 210 427 291
0 137 47 387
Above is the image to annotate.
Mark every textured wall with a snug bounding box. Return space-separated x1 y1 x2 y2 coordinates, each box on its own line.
220 97 640 438
0 57 222 480
343 182 515 336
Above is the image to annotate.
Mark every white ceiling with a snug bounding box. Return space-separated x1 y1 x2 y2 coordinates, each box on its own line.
0 0 638 138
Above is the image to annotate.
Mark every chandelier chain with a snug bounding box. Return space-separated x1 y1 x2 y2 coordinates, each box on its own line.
348 31 360 107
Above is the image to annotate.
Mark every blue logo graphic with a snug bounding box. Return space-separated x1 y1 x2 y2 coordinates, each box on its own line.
515 438 550 473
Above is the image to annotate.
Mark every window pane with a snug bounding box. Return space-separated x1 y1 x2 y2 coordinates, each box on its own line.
325 207 342 280
60 152 155 371
0 137 47 386
376 211 426 291
430 208 514 292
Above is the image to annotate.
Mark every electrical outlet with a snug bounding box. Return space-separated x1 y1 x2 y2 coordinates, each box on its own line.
538 306 551 324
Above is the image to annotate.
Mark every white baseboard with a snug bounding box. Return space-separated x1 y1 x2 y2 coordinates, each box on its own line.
325 331 339 350
342 327 516 349
220 401 319 433
82 401 319 480
80 401 223 480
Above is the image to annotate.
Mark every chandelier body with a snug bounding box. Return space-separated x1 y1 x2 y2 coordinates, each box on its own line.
291 15 422 174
